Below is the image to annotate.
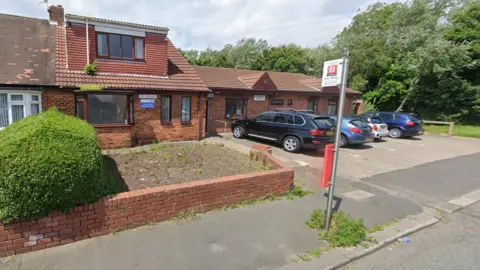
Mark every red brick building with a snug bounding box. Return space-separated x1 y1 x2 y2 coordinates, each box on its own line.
193 66 362 134
47 6 209 148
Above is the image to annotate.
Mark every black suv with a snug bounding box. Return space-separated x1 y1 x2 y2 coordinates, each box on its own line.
231 110 336 152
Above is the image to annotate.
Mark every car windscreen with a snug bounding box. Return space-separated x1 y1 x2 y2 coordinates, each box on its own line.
314 117 334 128
350 119 369 128
370 117 383 124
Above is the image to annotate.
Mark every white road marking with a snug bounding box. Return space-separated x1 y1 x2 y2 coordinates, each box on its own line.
294 160 309 166
371 144 396 151
343 189 375 200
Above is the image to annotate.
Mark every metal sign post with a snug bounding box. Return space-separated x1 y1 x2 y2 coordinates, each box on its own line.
325 48 349 231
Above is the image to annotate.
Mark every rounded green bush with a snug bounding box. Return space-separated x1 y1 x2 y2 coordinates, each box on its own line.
0 108 114 222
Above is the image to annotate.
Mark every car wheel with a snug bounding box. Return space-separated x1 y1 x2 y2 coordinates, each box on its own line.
389 128 403 138
339 135 348 148
283 136 301 153
232 126 246 139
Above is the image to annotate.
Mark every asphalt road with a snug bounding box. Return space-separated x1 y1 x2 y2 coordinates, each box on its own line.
342 201 480 270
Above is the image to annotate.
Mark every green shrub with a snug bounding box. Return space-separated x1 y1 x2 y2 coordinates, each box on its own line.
306 209 367 247
0 108 117 222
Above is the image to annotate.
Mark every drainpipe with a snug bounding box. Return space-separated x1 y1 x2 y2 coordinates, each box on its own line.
197 93 202 140
85 18 89 64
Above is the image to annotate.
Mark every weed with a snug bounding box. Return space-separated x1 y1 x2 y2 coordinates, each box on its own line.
367 220 395 234
284 184 314 200
291 257 300 263
308 249 321 258
3 255 14 264
151 142 167 150
112 228 120 235
171 209 201 223
296 253 312 262
164 152 172 162
306 209 367 247
265 193 281 201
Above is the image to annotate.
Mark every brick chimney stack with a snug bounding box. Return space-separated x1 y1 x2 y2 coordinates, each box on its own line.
48 5 64 26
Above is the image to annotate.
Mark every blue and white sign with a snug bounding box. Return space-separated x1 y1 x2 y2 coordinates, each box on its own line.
140 98 155 109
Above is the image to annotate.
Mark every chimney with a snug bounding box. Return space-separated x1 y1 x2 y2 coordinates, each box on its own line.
48 5 64 26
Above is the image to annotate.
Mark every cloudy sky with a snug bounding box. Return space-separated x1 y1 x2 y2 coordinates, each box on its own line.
1 0 396 50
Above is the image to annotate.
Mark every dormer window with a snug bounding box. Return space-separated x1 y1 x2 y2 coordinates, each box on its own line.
97 33 145 60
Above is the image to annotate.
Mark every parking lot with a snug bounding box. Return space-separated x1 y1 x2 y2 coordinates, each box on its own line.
222 134 480 178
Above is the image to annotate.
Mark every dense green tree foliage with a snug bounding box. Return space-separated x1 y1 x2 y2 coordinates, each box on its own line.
181 0 480 123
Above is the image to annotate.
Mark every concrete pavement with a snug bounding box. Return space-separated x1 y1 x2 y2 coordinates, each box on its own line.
362 153 480 206
341 201 480 270
1 187 421 270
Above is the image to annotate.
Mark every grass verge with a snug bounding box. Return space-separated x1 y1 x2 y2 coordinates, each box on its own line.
424 124 480 138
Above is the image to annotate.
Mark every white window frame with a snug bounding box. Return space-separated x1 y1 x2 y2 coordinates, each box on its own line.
0 91 42 130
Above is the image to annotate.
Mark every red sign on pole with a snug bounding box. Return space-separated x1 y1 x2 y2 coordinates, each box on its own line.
321 144 334 188
327 65 338 76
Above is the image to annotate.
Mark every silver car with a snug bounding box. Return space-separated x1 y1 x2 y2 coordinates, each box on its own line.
359 115 389 140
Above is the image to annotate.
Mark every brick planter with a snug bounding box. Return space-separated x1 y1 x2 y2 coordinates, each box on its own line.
0 146 293 257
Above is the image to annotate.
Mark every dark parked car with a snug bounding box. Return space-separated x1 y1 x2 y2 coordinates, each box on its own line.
231 110 336 152
329 115 374 147
362 112 424 138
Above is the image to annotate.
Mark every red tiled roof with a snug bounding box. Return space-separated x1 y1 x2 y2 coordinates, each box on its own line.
193 66 360 94
55 28 209 91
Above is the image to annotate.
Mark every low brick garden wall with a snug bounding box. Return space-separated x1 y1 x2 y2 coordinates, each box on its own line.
0 145 293 257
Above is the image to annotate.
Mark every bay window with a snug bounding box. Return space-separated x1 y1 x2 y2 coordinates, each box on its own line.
0 92 42 130
225 99 247 118
97 33 145 60
76 94 134 125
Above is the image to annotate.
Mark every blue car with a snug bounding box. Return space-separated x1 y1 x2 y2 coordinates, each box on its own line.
362 112 424 138
329 115 374 147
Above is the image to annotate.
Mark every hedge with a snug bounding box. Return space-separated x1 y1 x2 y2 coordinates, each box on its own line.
0 108 119 222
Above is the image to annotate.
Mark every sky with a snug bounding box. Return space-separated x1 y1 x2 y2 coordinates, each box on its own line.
0 0 396 50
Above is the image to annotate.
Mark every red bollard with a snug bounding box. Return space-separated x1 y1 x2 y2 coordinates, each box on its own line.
321 144 334 188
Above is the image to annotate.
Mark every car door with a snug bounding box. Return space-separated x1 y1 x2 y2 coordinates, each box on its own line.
270 113 292 141
249 112 276 139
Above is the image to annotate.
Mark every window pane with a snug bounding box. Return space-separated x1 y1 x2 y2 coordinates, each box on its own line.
256 112 275 122
161 96 171 122
225 100 236 118
12 105 24 123
121 36 133 58
109 34 121 57
11 94 23 101
273 113 290 123
31 104 40 115
97 34 108 56
314 117 334 128
76 101 84 120
294 115 305 125
0 94 8 127
181 97 191 122
135 38 144 59
270 99 284 105
87 94 127 124
31 95 39 101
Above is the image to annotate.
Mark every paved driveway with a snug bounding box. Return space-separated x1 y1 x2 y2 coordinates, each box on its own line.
218 134 480 182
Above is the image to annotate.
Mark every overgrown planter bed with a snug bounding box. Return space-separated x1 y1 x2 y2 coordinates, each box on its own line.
108 143 271 191
0 144 293 257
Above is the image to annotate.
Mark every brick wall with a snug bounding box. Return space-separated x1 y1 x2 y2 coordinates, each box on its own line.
134 93 205 143
66 25 168 76
42 89 75 116
0 148 294 257
96 126 133 149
